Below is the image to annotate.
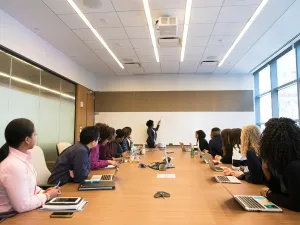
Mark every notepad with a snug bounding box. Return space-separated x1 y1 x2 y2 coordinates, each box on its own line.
157 174 176 178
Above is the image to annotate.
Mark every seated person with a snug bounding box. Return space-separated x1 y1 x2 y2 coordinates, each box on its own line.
114 129 128 158
0 119 60 213
208 127 222 157
259 118 300 212
90 123 118 170
48 126 99 185
101 127 116 160
215 129 232 164
121 127 132 151
195 130 209 152
229 128 242 170
223 125 263 184
146 120 161 148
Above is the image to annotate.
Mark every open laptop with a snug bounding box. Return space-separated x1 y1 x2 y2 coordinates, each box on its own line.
202 152 213 164
233 195 282 212
207 158 223 172
164 148 175 168
78 167 119 191
179 142 191 152
214 175 241 184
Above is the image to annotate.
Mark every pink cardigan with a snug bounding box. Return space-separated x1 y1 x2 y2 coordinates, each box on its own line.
90 144 109 170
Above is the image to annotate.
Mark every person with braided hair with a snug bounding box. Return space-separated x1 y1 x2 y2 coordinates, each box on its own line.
259 118 300 212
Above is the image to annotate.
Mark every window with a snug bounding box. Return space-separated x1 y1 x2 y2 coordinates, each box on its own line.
278 84 299 119
259 65 271 94
277 49 297 86
260 94 272 123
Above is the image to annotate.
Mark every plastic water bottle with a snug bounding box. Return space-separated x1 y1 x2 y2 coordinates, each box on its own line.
141 144 146 155
190 147 195 158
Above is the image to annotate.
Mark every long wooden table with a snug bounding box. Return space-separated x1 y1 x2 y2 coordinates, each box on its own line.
4 148 300 224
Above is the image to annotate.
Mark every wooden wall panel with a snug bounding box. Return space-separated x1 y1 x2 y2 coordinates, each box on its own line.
95 90 254 112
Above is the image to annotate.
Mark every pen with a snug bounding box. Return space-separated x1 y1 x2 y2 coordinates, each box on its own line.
55 181 61 189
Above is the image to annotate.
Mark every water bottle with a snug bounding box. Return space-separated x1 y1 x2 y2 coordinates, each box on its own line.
190 147 195 158
141 144 146 155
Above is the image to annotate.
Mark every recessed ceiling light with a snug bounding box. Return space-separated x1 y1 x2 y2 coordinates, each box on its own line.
180 0 193 62
218 0 268 67
67 0 124 69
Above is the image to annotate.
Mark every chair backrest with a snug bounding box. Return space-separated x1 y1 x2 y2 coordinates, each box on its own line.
56 142 72 155
28 146 51 185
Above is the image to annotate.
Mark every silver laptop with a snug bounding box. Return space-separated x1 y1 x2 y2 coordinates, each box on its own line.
234 195 282 212
214 175 241 184
179 142 191 152
208 158 223 172
164 148 175 168
203 152 212 164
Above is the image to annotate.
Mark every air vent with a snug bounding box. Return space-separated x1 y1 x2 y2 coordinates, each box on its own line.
158 38 180 47
157 17 178 37
124 62 141 69
201 61 219 66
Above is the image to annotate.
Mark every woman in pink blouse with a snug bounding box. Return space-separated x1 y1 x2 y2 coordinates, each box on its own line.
0 119 61 214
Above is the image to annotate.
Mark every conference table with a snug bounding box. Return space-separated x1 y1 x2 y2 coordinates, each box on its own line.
4 147 300 225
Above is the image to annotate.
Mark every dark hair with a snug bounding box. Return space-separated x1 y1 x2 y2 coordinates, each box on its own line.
116 129 125 138
260 117 300 171
0 118 35 163
211 127 221 132
230 128 242 146
221 129 232 156
122 127 132 138
80 126 100 145
146 120 154 128
108 127 115 140
196 130 206 139
95 123 110 143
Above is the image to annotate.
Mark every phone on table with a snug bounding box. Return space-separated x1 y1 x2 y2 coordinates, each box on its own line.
50 212 74 218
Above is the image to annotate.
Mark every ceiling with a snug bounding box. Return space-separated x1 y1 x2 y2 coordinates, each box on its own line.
0 0 298 76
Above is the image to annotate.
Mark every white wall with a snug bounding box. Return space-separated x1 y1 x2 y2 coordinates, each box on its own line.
96 73 253 92
0 10 96 90
95 73 255 144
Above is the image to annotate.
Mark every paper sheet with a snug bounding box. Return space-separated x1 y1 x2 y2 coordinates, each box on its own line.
157 174 176 178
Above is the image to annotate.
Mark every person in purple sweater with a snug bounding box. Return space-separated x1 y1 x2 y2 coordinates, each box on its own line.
99 127 116 160
90 123 119 170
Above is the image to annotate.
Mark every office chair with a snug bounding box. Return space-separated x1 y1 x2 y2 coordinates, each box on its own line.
56 142 72 156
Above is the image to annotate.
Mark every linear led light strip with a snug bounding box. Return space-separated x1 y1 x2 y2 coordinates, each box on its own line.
218 0 268 67
0 72 75 100
143 0 159 62
181 0 193 62
66 0 124 69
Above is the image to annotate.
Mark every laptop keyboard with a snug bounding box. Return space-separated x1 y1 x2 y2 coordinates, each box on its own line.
216 176 230 182
101 175 113 181
236 196 264 209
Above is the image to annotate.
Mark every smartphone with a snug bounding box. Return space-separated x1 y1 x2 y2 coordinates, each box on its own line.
50 212 74 218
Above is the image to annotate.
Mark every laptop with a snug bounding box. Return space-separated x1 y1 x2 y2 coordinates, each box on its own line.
78 167 119 191
214 175 241 184
207 158 223 172
233 195 282 212
164 148 175 168
179 142 191 152
202 152 212 164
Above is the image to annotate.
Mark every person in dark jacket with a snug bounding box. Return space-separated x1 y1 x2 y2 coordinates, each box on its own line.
195 130 209 152
121 127 132 151
114 129 128 158
259 118 300 212
146 120 161 148
48 126 99 185
208 127 222 157
215 129 232 164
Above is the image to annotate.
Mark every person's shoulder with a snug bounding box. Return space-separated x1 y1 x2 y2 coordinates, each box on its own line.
0 155 24 174
285 160 300 174
246 148 258 157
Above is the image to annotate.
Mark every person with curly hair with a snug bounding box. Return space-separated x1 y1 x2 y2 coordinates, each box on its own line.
259 118 300 212
223 125 264 184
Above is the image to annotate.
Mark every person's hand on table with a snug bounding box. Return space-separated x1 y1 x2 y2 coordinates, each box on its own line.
260 187 271 198
223 168 232 176
108 160 120 167
122 151 129 157
203 149 209 153
69 170 74 178
45 187 61 200
231 170 243 177
214 155 222 162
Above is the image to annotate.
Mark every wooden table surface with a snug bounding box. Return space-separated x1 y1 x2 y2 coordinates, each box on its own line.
4 148 300 225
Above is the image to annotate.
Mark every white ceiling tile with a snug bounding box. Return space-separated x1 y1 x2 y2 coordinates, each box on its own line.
161 62 179 73
135 48 155 55
94 49 137 64
223 0 262 6
212 23 245 36
97 27 128 39
202 46 229 60
150 0 186 10
130 39 153 49
217 5 259 23
160 55 180 62
192 0 224 7
116 72 131 75
59 14 87 29
84 39 133 50
179 62 199 73
84 40 104 50
113 48 136 57
208 35 236 46
126 67 145 74
73 29 96 41
188 24 214 36
119 55 140 63
186 36 209 47
41 0 74 14
85 12 123 28
151 9 185 25
138 55 157 63
184 54 203 62
159 47 181 55
190 7 221 24
142 62 162 73
213 64 234 74
124 26 150 38
185 47 205 56
197 66 216 73
111 0 144 11
117 11 147 27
